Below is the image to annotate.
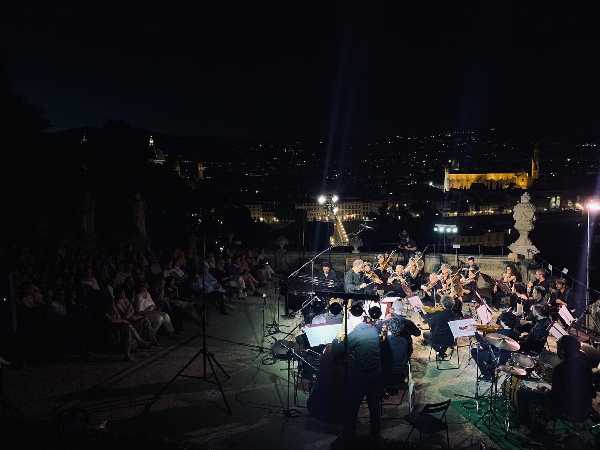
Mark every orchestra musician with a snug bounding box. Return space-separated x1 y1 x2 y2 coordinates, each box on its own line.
421 263 450 300
330 310 383 447
527 268 551 296
472 311 519 380
461 256 480 277
553 278 581 316
517 335 595 430
386 264 412 297
362 262 384 293
319 261 338 282
518 304 551 354
398 229 417 263
374 253 393 283
404 256 425 291
492 265 518 306
422 295 459 359
377 313 421 387
460 267 480 303
344 259 366 293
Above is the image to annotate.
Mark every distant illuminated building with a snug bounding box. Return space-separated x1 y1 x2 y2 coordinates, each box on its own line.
198 162 206 180
443 144 540 191
147 135 166 165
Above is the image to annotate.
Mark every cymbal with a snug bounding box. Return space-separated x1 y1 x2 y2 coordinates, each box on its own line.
511 353 535 369
484 333 520 351
498 364 527 377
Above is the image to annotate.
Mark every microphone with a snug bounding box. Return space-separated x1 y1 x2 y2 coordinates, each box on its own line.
360 224 374 230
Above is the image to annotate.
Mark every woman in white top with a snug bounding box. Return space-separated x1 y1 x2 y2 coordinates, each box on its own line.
135 283 175 336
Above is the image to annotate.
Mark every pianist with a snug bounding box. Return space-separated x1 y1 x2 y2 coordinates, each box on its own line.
319 261 338 283
344 259 367 293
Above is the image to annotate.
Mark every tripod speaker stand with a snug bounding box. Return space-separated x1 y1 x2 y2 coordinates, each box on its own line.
144 211 232 415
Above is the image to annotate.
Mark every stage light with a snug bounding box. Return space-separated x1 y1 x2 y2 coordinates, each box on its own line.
331 194 339 203
317 195 326 205
333 207 339 214
328 302 342 316
586 199 600 212
350 303 364 317
368 305 382 320
433 227 439 232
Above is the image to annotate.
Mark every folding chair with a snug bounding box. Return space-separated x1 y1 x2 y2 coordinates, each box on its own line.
405 399 451 448
428 339 460 370
382 361 415 414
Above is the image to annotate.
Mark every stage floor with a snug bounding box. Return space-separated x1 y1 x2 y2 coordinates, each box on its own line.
5 285 599 450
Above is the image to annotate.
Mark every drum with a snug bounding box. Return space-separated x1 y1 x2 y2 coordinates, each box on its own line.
536 350 561 383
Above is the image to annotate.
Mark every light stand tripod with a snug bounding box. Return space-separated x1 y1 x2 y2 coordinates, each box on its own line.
264 282 287 336
144 209 232 416
474 350 503 433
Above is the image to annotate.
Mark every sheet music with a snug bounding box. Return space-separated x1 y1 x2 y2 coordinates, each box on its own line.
549 321 568 340
407 295 424 312
303 323 342 346
476 305 492 325
558 305 575 327
448 318 476 338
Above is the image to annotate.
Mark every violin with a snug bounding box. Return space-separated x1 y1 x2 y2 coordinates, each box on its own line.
378 251 396 272
363 270 383 285
421 272 440 295
387 272 413 296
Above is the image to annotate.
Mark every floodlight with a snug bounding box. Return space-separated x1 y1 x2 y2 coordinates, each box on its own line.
586 199 600 212
317 195 326 205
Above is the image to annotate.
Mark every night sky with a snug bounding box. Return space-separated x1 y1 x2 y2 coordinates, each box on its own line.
4 3 600 139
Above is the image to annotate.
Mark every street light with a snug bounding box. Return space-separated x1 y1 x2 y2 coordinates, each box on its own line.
585 199 600 315
434 224 458 252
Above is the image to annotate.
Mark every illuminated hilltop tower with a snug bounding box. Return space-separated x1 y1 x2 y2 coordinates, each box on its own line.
443 144 540 191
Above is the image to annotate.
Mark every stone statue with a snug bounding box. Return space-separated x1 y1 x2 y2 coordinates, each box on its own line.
81 191 95 237
350 236 363 254
133 193 147 238
509 192 539 259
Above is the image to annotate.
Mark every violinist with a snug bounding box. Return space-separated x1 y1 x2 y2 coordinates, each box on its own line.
374 254 393 283
460 268 480 303
363 262 384 293
404 256 424 291
387 264 412 297
461 256 480 278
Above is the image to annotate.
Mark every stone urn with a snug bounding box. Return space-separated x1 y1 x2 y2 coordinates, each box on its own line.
509 192 539 259
275 236 289 250
350 236 363 254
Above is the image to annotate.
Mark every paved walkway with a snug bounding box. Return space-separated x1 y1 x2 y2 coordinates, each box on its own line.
5 289 597 449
